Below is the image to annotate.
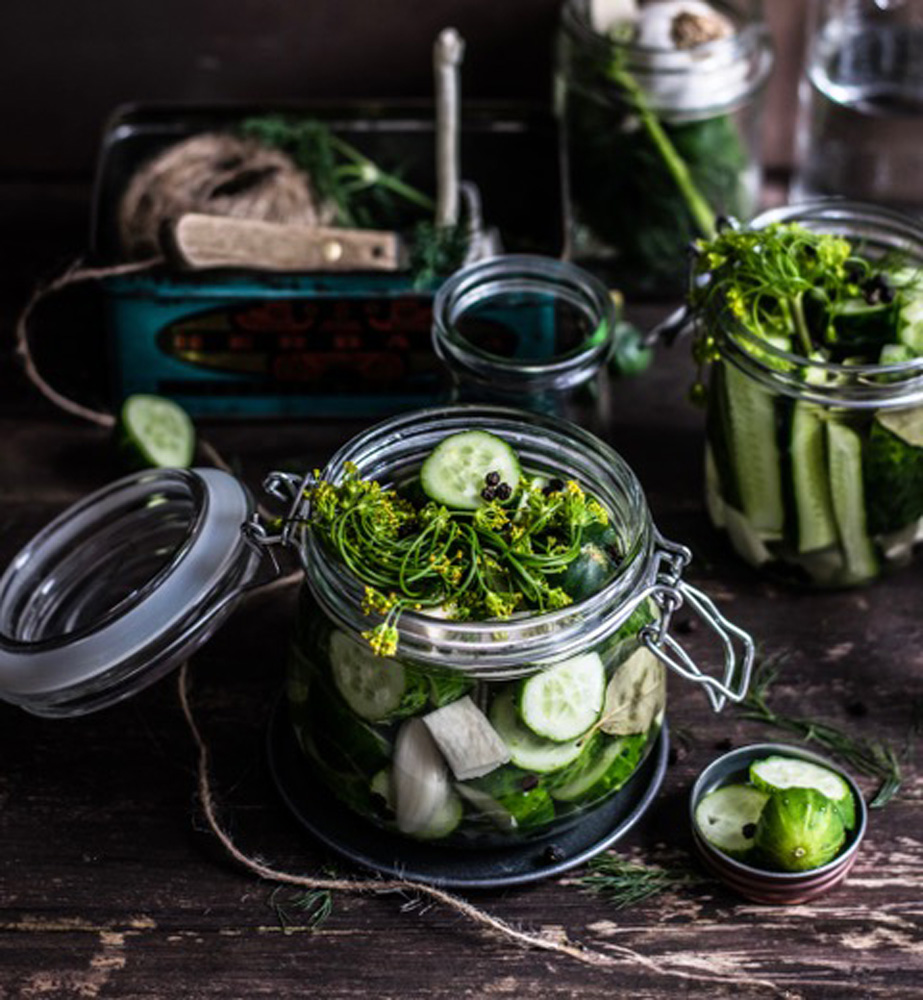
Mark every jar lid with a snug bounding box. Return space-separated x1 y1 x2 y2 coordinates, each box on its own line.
0 467 258 717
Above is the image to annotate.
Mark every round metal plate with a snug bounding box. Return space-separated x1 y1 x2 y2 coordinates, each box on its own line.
266 698 669 889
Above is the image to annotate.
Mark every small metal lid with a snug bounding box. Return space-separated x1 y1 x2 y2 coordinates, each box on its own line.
0 467 259 718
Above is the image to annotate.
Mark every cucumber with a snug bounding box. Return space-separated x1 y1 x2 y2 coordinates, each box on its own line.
864 416 923 536
549 733 645 804
722 361 785 538
826 421 879 583
750 755 855 830
488 689 587 773
722 503 773 567
118 394 195 469
598 646 665 737
457 770 555 832
517 652 605 742
898 282 923 353
694 783 769 859
828 298 899 358
791 401 838 553
704 444 727 529
329 630 428 722
420 430 521 509
755 788 846 872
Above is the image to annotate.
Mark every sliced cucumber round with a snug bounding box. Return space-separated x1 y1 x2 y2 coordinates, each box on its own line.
329 630 427 722
750 755 855 830
118 394 195 469
517 652 605 742
694 783 769 859
598 646 665 737
549 733 645 804
420 430 521 509
489 689 586 773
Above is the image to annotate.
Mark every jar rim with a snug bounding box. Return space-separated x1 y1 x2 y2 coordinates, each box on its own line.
299 404 656 677
713 199 923 409
431 255 618 392
559 0 773 118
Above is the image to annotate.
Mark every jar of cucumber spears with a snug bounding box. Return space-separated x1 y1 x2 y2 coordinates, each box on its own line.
696 201 923 588
276 405 754 847
431 256 621 437
556 0 773 294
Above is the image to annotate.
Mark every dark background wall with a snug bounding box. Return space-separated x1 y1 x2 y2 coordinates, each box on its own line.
0 0 806 178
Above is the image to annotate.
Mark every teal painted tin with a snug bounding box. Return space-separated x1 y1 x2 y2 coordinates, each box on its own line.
93 102 564 418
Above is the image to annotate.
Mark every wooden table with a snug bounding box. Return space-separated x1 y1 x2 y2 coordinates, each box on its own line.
0 193 921 999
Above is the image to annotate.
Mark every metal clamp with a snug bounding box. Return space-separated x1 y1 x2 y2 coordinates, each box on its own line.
637 535 754 712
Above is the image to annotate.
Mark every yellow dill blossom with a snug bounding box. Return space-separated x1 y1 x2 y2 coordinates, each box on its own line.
361 587 398 616
362 623 399 657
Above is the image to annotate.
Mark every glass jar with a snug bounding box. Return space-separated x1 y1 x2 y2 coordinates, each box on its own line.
431 255 621 436
275 405 754 848
701 201 923 588
0 406 754 858
793 0 923 212
556 0 773 295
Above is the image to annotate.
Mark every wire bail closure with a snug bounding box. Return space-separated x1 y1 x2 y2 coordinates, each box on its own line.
632 532 754 712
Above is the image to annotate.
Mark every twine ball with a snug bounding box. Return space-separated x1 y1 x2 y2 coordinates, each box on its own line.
118 132 322 260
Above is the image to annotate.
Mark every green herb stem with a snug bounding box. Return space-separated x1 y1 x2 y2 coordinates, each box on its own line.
739 659 903 809
578 853 708 910
612 67 717 240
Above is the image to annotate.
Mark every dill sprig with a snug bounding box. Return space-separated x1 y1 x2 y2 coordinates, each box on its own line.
239 115 435 229
739 657 902 809
578 853 708 910
270 887 334 932
305 463 612 655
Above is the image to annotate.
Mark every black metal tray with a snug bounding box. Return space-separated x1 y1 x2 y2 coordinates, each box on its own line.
267 698 669 889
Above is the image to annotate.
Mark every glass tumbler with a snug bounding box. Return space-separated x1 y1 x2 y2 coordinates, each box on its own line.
793 0 923 212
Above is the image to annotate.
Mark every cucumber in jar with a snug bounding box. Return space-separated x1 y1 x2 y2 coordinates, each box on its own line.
457 765 556 832
548 732 647 804
329 630 429 723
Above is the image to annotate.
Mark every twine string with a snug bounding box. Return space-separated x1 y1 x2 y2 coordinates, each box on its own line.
176 660 787 993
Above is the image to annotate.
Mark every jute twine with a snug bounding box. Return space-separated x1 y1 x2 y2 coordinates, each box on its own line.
118 133 321 260
177 656 786 992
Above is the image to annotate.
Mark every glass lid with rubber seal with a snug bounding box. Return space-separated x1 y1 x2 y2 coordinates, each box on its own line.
0 467 259 718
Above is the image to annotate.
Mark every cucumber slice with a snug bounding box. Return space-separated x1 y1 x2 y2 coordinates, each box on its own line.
704 444 727 529
898 283 923 353
750 756 855 830
826 421 879 583
489 689 587 773
598 646 665 736
694 784 769 859
722 361 785 538
549 733 645 803
722 503 773 567
118 394 195 469
329 630 427 722
791 402 838 553
461 765 556 831
420 430 521 509
517 652 605 742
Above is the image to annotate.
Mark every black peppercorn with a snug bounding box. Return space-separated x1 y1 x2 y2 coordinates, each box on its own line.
495 482 512 501
485 471 500 486
481 486 496 502
742 823 757 839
